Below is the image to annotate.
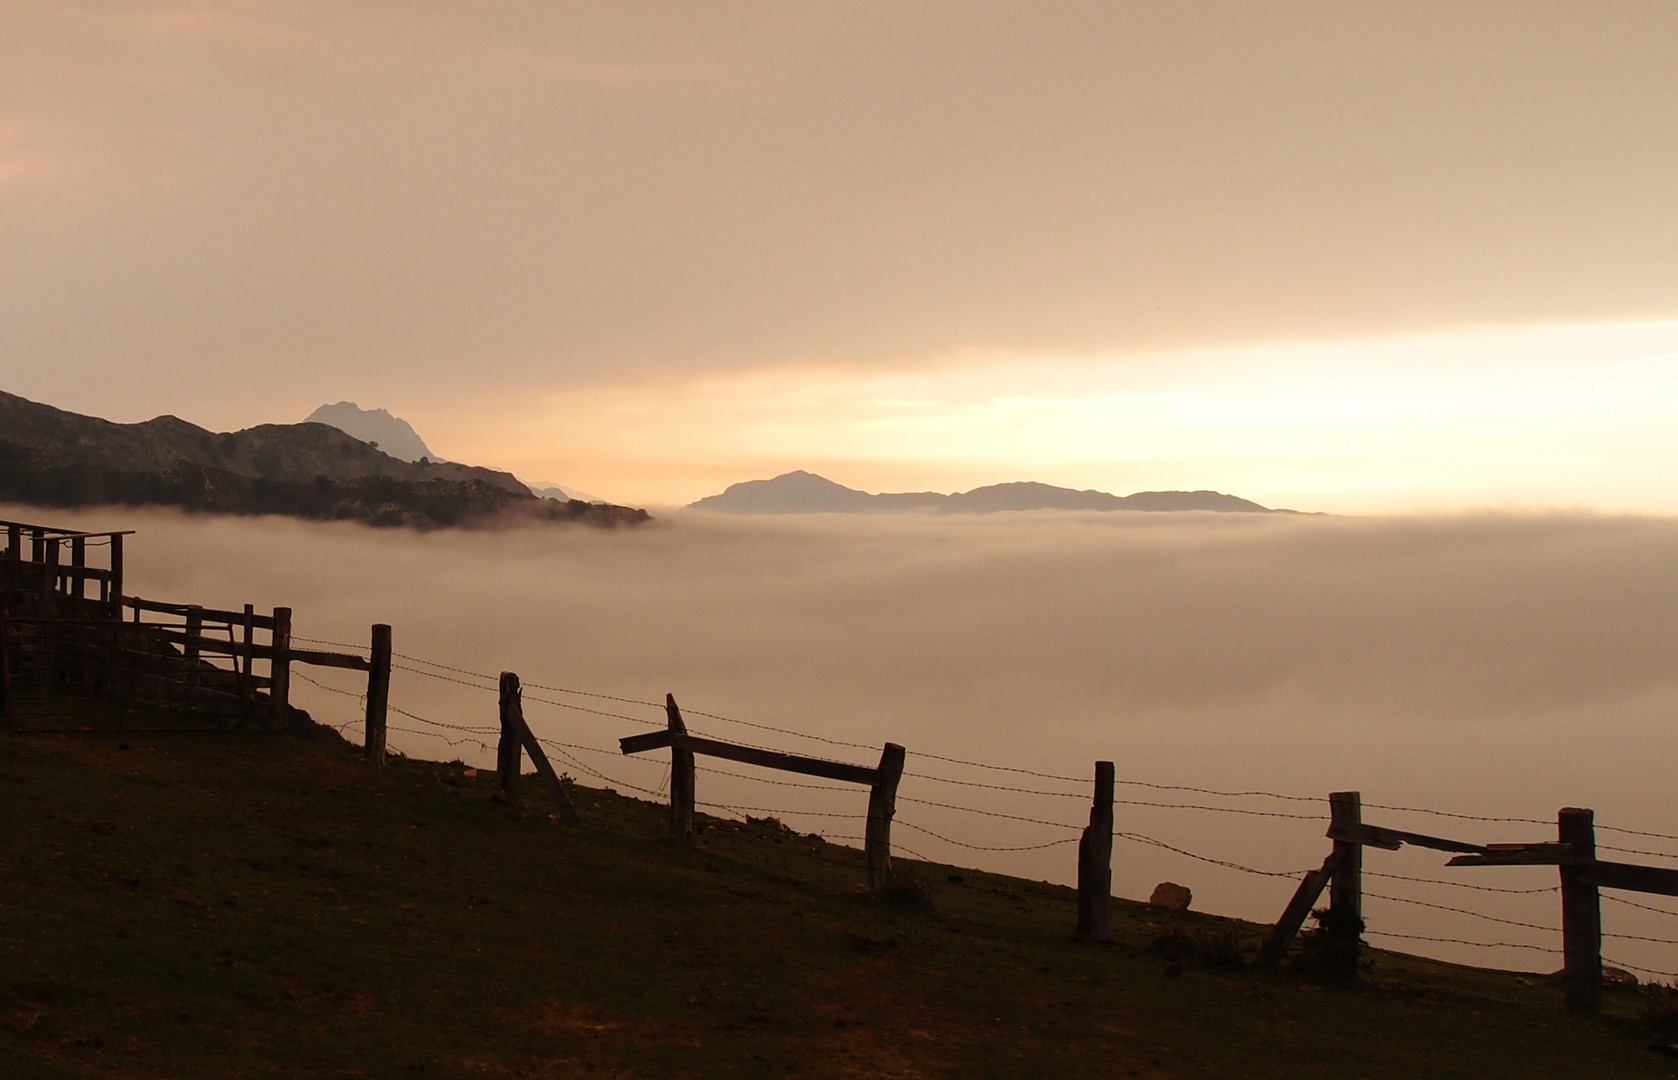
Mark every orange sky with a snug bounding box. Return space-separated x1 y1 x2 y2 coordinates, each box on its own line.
3 2 1677 510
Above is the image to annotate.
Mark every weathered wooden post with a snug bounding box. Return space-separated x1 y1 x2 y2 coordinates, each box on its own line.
108 533 123 615
364 624 391 764
1559 807 1601 1013
238 604 255 712
666 694 696 841
183 605 203 691
1257 853 1340 967
1328 791 1363 972
865 742 907 892
70 536 85 604
497 671 524 804
501 671 582 823
269 606 292 728
1077 760 1115 940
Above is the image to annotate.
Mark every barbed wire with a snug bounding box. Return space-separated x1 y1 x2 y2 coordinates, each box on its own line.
896 819 1080 853
679 706 877 752
694 802 865 820
1600 843 1678 861
898 796 1080 831
1364 931 1561 954
1360 803 1550 826
293 635 369 652
1113 831 1311 878
1363 892 1558 933
1598 824 1678 843
695 763 858 794
1365 871 1558 896
1604 894 1678 918
387 724 491 753
1605 931 1678 945
293 669 365 700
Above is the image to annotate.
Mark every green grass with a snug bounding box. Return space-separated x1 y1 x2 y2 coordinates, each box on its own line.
0 702 1674 1078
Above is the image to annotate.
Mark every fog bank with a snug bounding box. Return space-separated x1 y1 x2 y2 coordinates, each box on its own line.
16 504 1678 975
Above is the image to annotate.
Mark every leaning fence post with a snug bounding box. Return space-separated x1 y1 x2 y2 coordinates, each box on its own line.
666 694 695 842
865 742 907 892
497 672 524 804
1559 807 1601 1013
364 624 391 764
269 606 292 728
1077 760 1115 940
1328 791 1363 972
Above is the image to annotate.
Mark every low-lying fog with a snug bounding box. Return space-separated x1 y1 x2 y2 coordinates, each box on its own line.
20 503 1678 977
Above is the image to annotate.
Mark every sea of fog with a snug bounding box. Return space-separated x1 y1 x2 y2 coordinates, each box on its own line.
16 503 1678 977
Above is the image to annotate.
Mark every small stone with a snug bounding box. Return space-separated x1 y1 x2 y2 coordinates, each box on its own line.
1150 882 1192 911
1603 966 1639 989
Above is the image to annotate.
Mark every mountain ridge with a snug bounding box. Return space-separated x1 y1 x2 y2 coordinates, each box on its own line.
689 470 1285 515
304 402 437 463
0 391 649 529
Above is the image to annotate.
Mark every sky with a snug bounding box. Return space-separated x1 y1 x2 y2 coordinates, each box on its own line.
3 2 1678 510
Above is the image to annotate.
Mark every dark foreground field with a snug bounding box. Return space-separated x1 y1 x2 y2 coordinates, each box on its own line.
0 707 1672 1079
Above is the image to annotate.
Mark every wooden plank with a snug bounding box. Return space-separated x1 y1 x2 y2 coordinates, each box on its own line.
620 729 674 755
865 743 907 893
1559 808 1601 1014
1447 843 1575 867
289 648 370 672
1327 820 1485 855
1257 853 1340 967
128 597 275 629
1575 859 1678 898
620 727 877 786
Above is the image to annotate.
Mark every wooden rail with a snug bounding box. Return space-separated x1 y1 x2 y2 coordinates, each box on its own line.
621 697 906 892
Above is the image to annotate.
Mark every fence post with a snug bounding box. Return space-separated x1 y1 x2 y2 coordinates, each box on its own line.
364 624 391 764
666 694 695 842
238 604 255 712
183 605 203 690
1559 807 1601 1013
1328 791 1363 973
109 534 123 615
269 606 292 728
497 672 524 804
1077 760 1115 940
865 742 907 892
70 536 85 604
42 537 58 606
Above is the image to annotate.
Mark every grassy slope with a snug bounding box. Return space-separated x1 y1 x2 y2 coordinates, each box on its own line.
0 710 1673 1079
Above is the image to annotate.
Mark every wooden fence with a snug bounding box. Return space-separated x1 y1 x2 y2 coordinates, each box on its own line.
0 517 389 754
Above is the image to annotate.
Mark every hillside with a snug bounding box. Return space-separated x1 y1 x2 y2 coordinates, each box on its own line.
689 471 1282 515
0 392 648 529
0 700 1669 1078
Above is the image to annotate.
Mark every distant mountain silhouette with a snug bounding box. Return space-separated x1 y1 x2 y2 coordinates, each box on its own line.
689 471 1283 515
0 391 649 529
305 402 436 463
527 482 608 505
